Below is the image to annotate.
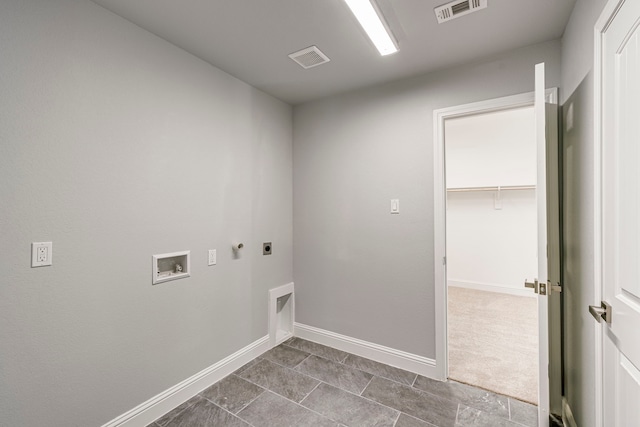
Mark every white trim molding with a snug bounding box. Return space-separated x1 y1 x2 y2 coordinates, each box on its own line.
294 323 438 379
101 335 270 427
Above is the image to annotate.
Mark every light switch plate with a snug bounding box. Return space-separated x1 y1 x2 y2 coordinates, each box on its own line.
390 199 400 214
32 242 53 267
208 249 217 266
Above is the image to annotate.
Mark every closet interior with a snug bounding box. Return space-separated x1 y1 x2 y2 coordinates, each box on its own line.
445 106 540 405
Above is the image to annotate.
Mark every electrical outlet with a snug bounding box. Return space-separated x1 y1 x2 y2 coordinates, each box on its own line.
32 242 52 267
263 242 272 255
208 249 217 266
37 246 47 262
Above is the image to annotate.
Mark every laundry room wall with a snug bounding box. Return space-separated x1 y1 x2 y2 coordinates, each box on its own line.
293 40 561 358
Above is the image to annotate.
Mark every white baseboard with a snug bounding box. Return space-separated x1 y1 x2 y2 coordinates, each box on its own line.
448 279 536 298
562 397 577 427
101 335 270 427
294 323 438 379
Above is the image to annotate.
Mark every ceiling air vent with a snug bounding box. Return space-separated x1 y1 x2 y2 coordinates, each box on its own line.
288 46 330 69
434 0 487 24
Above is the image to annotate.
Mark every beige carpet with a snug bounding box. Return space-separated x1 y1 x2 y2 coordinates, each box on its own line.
448 286 538 404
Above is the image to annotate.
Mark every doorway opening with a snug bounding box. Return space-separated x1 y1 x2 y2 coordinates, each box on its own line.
434 75 560 426
444 106 539 404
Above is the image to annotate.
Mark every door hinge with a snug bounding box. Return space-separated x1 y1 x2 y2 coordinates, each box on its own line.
443 256 446 265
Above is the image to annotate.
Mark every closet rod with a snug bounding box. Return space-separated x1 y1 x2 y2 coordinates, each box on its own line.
446 185 536 193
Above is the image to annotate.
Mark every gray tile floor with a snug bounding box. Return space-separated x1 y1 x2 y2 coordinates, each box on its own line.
148 337 538 427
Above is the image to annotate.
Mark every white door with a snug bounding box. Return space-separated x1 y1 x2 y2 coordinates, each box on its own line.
532 62 561 427
598 0 640 425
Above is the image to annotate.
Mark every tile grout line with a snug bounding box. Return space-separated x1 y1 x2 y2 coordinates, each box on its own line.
284 339 351 364
262 354 317 381
226 376 268 415
359 375 375 396
230 357 262 378
293 352 313 368
392 410 401 427
316 376 404 422
233 362 338 423
410 373 419 388
366 378 465 426
285 344 350 365
409 378 513 420
344 364 418 388
340 352 417 382
205 397 258 427
298 380 402 426
241 352 364 408
398 413 440 427
276 341 451 425
243 343 513 426
421 388 514 424
262 348 312 370
286 339 418 389
298 380 322 405
305 354 417 391
269 389 345 426
152 394 200 427
159 339 524 427
293 355 375 392
232 370 301 403
281 343 308 353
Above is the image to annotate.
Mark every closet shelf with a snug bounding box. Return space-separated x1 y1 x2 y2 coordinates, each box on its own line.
446 185 536 193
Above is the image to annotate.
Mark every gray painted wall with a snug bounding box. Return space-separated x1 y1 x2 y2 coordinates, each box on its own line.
0 0 608 424
560 0 608 426
293 40 561 358
0 1 292 426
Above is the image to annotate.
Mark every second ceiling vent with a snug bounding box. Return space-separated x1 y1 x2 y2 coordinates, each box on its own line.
434 0 487 24
288 46 330 69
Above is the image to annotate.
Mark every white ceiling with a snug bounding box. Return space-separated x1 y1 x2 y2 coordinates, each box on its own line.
90 0 576 105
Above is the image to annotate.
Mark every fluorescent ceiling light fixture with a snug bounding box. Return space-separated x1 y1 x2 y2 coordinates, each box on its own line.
344 0 398 56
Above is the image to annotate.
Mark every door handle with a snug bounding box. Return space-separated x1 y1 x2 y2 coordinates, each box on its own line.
524 279 539 294
589 301 612 324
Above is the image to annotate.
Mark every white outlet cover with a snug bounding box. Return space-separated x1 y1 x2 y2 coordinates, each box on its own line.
31 242 53 267
208 249 217 266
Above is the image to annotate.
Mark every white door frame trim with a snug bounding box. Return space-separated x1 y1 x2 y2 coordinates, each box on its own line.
433 89 557 381
593 1 627 426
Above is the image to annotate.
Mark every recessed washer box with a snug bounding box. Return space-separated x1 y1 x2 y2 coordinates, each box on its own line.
153 250 190 285
269 282 294 346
